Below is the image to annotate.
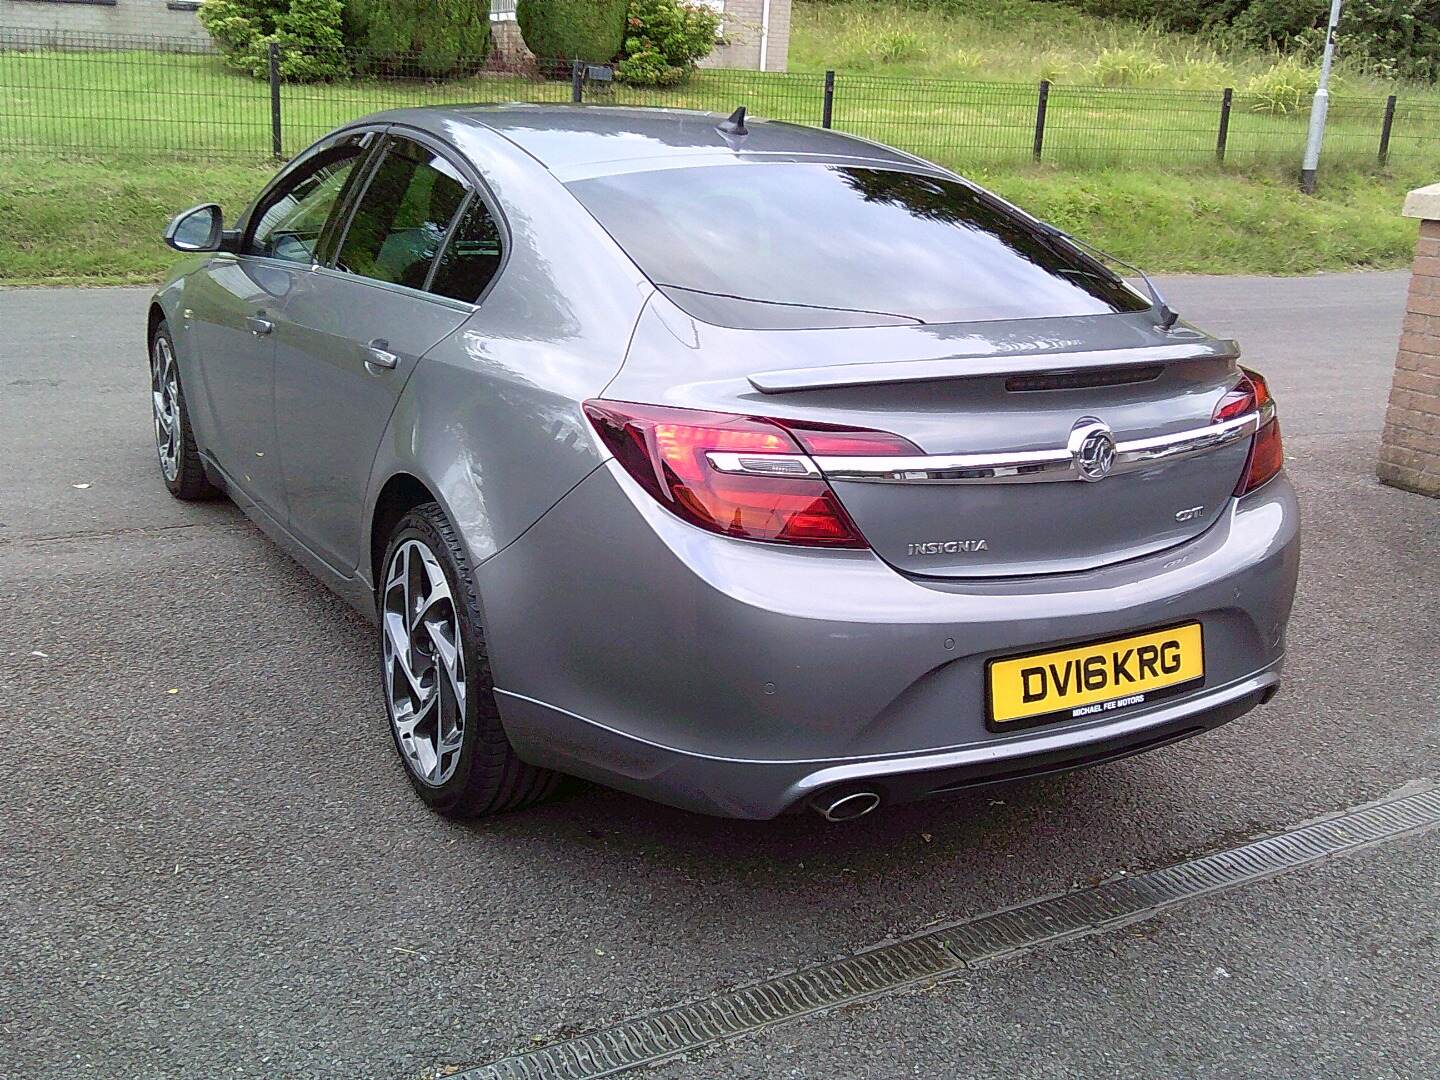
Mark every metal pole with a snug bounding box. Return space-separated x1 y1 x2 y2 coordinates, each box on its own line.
1033 80 1050 162
1300 0 1343 194
1216 87 1233 163
268 42 283 160
1378 94 1397 165
822 70 835 129
571 59 583 104
759 0 771 73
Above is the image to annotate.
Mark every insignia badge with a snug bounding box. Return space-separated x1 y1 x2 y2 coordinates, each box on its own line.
1070 417 1116 482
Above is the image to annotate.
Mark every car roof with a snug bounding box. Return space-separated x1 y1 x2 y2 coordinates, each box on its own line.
377 103 927 178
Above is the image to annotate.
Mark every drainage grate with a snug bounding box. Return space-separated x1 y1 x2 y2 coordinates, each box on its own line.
453 785 1440 1080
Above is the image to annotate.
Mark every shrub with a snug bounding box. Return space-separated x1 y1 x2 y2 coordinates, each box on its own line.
199 0 350 81
1244 55 1322 115
873 28 925 64
516 0 629 63
1085 46 1168 86
1337 0 1440 81
615 0 722 86
344 1 492 76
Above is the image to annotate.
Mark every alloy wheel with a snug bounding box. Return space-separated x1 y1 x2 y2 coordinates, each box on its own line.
150 335 181 482
383 539 466 787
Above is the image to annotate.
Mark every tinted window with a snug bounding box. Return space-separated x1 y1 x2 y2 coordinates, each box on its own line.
250 144 364 264
335 138 468 290
428 196 504 302
568 165 1150 326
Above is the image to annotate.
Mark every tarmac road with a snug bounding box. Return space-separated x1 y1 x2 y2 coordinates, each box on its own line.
1 272 1436 1079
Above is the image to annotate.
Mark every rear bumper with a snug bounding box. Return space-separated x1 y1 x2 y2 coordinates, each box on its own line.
495 666 1279 817
475 462 1300 819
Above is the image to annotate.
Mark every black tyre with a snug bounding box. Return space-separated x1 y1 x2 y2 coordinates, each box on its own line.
149 321 219 500
379 502 560 817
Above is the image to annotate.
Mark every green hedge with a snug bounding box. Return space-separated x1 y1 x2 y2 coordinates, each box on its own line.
200 0 350 81
344 0 492 76
616 0 723 86
516 0 629 63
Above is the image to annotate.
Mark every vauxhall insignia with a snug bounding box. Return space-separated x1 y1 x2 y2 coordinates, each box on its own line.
908 539 990 556
1070 417 1117 482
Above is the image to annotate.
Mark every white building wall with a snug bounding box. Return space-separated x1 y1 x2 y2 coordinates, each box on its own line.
0 0 209 41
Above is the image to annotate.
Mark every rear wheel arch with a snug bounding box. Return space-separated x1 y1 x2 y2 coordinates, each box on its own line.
370 472 438 591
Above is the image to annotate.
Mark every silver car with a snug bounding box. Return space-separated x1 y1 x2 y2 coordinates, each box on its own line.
150 105 1299 821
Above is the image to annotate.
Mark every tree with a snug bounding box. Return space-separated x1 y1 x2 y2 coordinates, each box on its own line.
200 0 350 81
516 0 629 63
344 0 493 76
615 0 722 86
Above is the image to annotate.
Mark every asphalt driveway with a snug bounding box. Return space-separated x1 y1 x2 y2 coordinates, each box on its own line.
1 273 1437 1079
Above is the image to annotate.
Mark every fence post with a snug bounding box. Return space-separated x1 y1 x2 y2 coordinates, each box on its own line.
1032 80 1050 162
1378 94 1397 165
1216 87 1233 163
822 70 835 129
268 42 283 160
571 60 584 104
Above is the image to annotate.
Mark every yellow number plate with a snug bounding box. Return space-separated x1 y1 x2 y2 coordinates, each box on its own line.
987 622 1205 730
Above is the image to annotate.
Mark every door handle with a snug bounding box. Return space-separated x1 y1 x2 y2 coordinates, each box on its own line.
246 315 274 336
364 338 399 371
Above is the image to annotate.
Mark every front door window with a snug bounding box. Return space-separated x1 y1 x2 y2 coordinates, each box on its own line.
249 141 367 264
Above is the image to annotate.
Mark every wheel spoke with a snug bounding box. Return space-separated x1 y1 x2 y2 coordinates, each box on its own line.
392 691 437 742
384 613 429 707
412 588 454 637
434 723 464 773
153 392 173 433
428 619 466 717
408 555 444 631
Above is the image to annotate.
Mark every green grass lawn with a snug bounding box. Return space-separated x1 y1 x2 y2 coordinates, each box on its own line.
0 0 1434 284
1 156 1420 286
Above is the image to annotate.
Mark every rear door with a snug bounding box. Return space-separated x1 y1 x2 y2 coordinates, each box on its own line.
271 132 503 573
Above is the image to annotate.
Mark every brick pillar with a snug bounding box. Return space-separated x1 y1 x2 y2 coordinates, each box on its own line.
1378 183 1440 497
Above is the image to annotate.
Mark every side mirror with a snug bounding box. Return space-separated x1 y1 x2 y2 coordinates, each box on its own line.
164 203 227 253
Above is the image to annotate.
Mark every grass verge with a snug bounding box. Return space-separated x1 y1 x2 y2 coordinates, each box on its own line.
0 159 274 285
0 156 1420 287
789 0 1439 98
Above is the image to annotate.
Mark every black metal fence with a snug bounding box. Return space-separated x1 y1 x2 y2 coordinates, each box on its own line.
2 28 1438 175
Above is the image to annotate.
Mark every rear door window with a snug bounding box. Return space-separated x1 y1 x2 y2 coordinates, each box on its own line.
428 196 505 303
567 164 1150 326
333 137 469 291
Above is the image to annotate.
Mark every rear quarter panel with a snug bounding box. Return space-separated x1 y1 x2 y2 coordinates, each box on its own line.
363 122 653 586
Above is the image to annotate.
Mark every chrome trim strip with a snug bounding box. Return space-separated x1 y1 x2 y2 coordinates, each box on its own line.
815 412 1260 485
705 451 822 478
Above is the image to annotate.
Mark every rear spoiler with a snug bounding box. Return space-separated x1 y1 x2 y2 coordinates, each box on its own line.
748 339 1240 395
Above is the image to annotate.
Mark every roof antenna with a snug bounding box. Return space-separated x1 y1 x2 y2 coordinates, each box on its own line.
716 106 748 138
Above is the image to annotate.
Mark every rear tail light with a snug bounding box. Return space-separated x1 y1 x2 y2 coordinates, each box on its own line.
582 400 917 547
1213 368 1283 495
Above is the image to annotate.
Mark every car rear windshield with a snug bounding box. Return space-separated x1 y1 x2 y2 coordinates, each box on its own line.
567 164 1151 327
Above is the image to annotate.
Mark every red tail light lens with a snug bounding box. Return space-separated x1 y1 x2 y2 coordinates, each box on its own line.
1241 415 1284 495
582 401 917 547
780 423 919 457
1214 368 1283 495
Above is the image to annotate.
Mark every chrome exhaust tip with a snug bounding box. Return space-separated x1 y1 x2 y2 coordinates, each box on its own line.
812 790 881 822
